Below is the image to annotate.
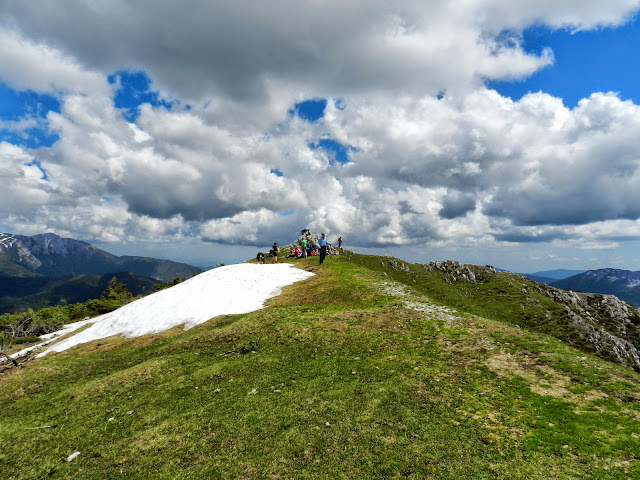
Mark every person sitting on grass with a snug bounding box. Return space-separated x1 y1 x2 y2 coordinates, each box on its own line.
286 247 300 258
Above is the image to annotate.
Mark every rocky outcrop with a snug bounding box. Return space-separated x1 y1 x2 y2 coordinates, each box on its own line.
423 260 496 284
540 287 640 370
386 259 410 272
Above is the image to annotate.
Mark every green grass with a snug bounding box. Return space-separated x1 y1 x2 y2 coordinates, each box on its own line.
1 252 639 479
345 253 640 368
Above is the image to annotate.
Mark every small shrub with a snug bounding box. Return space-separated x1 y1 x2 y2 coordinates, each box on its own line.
239 340 259 354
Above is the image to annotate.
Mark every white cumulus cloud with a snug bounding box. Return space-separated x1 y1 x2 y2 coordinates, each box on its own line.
1 1 640 270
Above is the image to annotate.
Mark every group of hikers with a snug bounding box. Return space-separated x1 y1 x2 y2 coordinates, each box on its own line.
256 229 342 266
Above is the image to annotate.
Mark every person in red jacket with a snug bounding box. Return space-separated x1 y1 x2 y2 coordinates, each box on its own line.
337 236 342 248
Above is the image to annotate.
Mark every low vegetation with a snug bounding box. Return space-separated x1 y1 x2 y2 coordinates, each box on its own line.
1 252 639 478
0 277 186 355
0 272 163 315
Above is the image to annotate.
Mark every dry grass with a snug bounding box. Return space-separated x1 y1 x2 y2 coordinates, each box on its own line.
264 265 329 307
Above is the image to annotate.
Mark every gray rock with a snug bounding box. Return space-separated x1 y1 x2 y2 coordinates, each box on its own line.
426 260 478 284
541 286 640 370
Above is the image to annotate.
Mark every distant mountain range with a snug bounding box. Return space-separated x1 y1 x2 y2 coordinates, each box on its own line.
0 232 203 313
550 269 640 307
519 267 640 307
521 269 587 285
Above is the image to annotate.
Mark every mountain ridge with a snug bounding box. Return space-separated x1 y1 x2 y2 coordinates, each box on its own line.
0 232 203 281
0 232 204 313
552 267 640 307
527 269 587 280
520 269 586 285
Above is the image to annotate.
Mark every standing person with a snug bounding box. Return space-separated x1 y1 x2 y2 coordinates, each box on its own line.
317 233 329 265
300 237 307 257
337 236 342 248
269 242 279 263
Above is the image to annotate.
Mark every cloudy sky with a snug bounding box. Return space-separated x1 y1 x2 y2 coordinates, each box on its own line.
2 1 640 272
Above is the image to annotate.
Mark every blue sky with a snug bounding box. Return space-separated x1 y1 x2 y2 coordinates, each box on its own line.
489 15 640 107
0 83 60 148
108 70 176 121
292 99 357 165
3 1 640 273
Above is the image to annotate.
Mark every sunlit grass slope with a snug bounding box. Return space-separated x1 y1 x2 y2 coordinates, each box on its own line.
1 252 639 479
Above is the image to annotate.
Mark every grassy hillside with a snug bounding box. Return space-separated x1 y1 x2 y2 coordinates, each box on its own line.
1 252 639 479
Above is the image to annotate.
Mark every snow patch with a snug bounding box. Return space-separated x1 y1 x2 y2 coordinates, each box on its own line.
0 233 16 249
37 263 313 356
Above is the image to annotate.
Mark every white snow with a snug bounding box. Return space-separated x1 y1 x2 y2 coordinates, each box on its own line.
0 233 15 249
28 263 314 357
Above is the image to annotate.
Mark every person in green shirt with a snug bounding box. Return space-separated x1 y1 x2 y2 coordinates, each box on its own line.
301 238 307 257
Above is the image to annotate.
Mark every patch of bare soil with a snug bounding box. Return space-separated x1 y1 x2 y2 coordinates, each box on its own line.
432 315 615 407
487 353 572 396
330 307 424 333
484 352 614 406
